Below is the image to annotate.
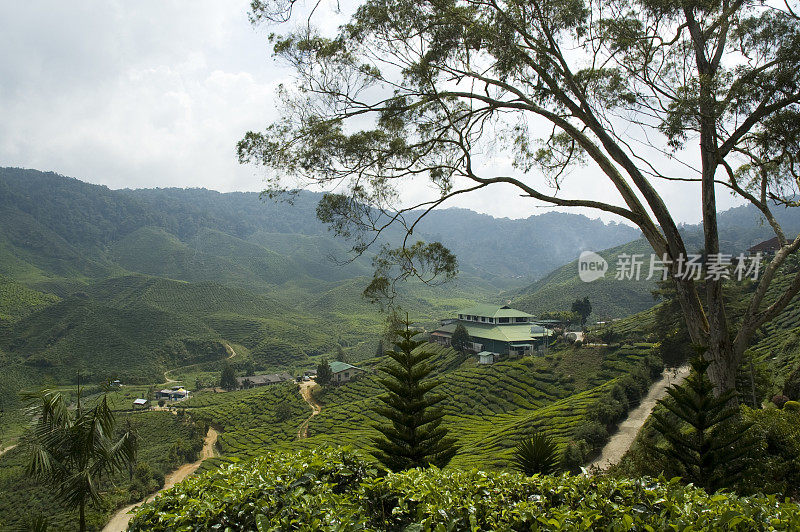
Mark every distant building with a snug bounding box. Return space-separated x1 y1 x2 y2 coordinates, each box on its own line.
237 372 293 389
431 304 553 360
565 331 584 343
155 386 190 401
132 398 148 408
329 361 365 384
477 351 495 365
748 237 781 256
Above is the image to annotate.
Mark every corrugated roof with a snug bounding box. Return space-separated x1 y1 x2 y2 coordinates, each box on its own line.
748 237 781 253
435 322 551 342
237 372 292 385
329 361 362 373
457 304 533 319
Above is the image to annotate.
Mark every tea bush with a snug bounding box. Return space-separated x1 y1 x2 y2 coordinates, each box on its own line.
130 447 800 531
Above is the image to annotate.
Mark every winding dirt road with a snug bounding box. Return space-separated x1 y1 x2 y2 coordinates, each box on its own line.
162 342 238 385
589 365 690 471
102 427 219 532
297 381 322 439
0 444 17 458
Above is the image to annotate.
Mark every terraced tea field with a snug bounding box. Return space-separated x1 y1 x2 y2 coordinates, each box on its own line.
187 342 659 470
177 384 309 468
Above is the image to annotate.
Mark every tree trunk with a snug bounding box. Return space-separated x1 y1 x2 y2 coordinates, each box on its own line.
672 276 741 397
703 341 739 397
79 501 86 532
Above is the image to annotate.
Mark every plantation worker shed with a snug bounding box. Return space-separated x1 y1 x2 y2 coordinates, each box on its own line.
155 387 190 401
477 351 495 365
431 304 553 360
329 361 365 384
237 372 293 389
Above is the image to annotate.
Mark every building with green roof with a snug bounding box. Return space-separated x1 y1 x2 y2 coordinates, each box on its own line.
328 361 365 384
431 304 552 362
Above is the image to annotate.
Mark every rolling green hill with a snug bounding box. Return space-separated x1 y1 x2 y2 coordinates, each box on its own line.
0 275 59 324
178 340 659 473
510 239 657 320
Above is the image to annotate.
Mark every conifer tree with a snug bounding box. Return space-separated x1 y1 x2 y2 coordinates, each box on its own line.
372 318 459 471
316 358 333 385
650 356 755 492
450 323 470 354
220 362 237 391
571 297 592 327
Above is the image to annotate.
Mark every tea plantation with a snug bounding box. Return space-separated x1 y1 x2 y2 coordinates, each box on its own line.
129 447 800 531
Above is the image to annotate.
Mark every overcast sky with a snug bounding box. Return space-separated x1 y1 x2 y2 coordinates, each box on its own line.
0 1 745 225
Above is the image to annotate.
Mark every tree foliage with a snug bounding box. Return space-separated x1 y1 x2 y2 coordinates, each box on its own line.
450 323 470 354
241 0 800 397
511 432 561 476
220 362 237 391
316 358 333 385
22 388 137 531
784 363 800 401
649 357 755 492
571 297 592 327
371 319 459 471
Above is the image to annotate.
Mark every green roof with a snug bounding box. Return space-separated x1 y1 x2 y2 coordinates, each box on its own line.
328 361 361 373
457 304 533 319
435 322 551 343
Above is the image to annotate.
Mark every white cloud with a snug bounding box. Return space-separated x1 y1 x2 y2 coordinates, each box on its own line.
0 1 745 225
0 0 285 192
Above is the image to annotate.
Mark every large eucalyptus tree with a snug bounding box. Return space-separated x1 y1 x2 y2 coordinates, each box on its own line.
238 0 800 396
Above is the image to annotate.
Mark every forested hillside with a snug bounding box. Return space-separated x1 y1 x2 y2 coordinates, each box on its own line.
4 168 800 529
0 167 641 436
0 167 640 290
510 205 800 320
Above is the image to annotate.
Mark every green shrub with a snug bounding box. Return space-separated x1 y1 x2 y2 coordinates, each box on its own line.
736 407 800 498
784 400 800 412
510 432 560 476
618 373 648 404
587 397 626 428
784 364 800 400
575 422 608 451
129 447 800 531
561 439 590 473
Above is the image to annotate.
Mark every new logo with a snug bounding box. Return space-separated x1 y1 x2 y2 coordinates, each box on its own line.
578 251 607 282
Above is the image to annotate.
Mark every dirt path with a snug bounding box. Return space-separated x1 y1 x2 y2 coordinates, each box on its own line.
163 342 237 384
223 342 237 360
102 427 219 532
589 365 690 471
0 444 17 458
297 381 322 439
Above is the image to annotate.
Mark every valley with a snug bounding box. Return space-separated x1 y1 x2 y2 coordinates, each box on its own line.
2 168 800 529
